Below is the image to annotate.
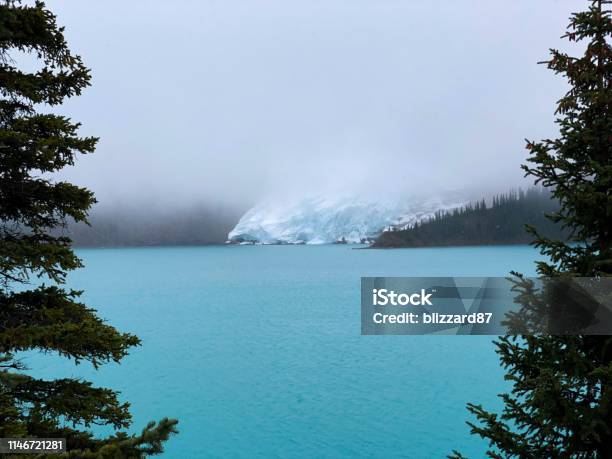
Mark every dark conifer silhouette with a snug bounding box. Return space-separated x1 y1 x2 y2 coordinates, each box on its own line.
451 1 611 456
0 2 177 456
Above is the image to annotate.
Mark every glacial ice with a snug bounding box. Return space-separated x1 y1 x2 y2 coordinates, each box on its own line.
227 195 463 245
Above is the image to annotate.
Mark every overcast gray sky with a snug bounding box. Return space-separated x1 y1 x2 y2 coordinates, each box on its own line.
46 0 578 209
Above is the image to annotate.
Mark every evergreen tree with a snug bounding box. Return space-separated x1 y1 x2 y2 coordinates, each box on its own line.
451 1 611 457
0 1 177 456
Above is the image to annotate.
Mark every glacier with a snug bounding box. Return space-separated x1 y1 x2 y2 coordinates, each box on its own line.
227 195 464 245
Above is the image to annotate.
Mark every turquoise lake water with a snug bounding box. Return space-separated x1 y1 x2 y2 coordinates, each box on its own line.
23 244 541 458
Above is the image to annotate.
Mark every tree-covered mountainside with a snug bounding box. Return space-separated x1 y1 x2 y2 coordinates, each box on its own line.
372 188 564 248
65 204 243 247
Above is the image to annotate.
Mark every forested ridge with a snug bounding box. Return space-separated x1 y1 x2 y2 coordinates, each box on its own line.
65 204 243 247
372 188 564 248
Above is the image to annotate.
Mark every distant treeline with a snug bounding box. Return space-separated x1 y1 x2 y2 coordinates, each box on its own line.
372 188 565 248
64 203 244 247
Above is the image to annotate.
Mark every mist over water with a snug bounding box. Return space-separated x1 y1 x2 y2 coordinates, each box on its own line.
47 0 576 217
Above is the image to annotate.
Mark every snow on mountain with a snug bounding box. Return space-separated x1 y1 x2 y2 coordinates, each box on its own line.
227 195 463 244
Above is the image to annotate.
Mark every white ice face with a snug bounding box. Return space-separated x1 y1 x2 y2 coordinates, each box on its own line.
227 194 464 244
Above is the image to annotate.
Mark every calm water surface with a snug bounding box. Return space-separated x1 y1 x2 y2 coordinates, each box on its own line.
25 245 541 458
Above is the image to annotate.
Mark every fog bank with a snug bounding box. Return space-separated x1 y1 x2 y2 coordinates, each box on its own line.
44 0 577 212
